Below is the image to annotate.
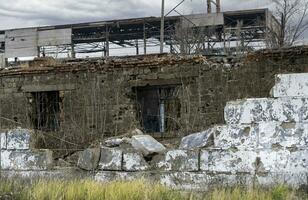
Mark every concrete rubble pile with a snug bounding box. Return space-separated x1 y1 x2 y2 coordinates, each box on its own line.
1 73 308 191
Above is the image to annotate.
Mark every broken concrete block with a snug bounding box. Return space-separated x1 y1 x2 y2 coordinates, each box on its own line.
6 129 31 150
104 137 131 147
123 152 149 171
257 150 308 174
131 135 166 156
95 171 148 182
157 150 199 172
1 149 53 170
0 132 6 149
99 147 122 171
224 98 308 124
271 73 308 98
200 149 257 174
160 172 211 191
131 128 144 136
179 127 215 150
77 148 100 171
255 122 308 149
160 172 254 191
214 125 257 150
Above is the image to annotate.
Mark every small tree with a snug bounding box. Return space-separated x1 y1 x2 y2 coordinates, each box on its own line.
272 0 308 47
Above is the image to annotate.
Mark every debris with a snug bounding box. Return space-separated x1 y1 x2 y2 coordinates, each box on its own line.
77 148 100 171
179 128 215 150
99 147 122 171
123 152 150 171
156 150 199 172
131 135 166 157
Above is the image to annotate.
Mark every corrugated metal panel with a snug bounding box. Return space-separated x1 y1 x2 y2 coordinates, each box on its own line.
38 28 72 46
4 28 38 58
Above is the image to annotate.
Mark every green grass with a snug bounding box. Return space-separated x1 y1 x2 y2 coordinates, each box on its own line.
0 179 307 200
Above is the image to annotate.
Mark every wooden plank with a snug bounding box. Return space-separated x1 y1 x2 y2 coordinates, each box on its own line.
38 28 72 46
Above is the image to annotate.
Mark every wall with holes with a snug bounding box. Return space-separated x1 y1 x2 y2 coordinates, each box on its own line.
0 49 308 153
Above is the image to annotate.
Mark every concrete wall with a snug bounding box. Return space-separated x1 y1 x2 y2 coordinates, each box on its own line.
0 49 308 151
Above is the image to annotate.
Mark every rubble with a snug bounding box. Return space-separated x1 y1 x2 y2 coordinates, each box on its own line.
179 128 215 150
123 152 150 171
98 147 122 171
131 135 166 157
77 148 100 171
157 150 199 172
1 149 53 170
6 129 31 150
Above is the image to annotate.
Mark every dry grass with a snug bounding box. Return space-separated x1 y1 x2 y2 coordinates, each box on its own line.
0 179 307 200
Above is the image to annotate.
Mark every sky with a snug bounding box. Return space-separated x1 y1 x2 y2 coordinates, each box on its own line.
0 0 273 30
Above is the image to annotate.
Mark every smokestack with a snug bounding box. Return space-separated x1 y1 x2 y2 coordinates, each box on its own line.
207 0 212 13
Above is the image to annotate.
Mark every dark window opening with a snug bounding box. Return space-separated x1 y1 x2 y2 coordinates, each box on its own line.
31 91 61 131
134 85 181 133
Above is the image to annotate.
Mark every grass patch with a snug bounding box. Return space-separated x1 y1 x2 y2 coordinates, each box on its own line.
0 178 307 200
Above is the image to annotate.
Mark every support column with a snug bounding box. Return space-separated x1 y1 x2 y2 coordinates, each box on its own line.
143 21 147 55
207 0 212 13
160 0 165 53
136 39 139 55
105 25 110 57
71 43 76 58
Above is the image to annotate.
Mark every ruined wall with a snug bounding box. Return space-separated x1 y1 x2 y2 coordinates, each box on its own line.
0 48 308 151
2 72 308 190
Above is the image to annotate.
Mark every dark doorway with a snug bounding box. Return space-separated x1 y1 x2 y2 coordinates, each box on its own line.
31 91 61 131
135 85 180 133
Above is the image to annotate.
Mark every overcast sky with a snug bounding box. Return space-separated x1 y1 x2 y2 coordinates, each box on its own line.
0 0 273 30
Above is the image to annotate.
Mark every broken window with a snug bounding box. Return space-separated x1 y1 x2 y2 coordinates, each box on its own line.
30 91 61 131
134 85 180 133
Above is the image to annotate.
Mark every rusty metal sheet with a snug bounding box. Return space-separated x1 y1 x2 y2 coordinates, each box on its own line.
38 28 72 46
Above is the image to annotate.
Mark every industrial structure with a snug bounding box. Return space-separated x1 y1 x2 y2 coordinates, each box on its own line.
0 3 280 67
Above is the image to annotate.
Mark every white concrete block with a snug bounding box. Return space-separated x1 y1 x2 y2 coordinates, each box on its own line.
0 132 6 149
157 150 199 171
131 135 166 156
122 152 149 171
225 98 308 124
200 150 257 174
6 129 31 150
271 73 308 98
0 149 53 170
98 147 122 171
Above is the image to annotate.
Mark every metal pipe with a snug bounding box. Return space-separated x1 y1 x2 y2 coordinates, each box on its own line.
216 0 221 13
160 0 165 53
207 0 212 13
159 100 165 133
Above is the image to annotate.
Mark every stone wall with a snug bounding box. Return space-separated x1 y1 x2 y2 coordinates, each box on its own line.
0 48 308 151
1 72 308 191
